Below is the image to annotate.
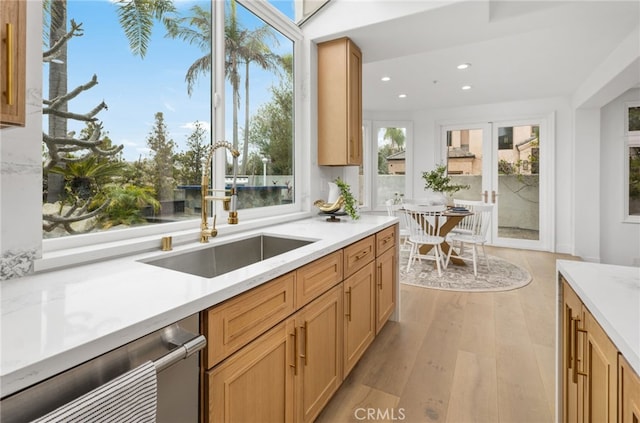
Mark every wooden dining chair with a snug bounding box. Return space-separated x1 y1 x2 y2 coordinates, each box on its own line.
445 203 494 277
403 203 447 276
450 199 484 236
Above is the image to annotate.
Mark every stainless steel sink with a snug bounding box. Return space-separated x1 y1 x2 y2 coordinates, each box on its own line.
141 234 315 278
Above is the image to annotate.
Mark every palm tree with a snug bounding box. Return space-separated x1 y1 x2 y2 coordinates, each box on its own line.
240 27 280 175
165 4 211 96
383 127 406 152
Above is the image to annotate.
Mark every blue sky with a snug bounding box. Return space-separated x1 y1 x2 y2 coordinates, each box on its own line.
44 0 294 162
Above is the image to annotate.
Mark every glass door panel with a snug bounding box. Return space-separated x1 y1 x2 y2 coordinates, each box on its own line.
374 124 407 208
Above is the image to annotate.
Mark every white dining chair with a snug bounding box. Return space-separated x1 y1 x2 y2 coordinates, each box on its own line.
404 203 447 276
385 199 411 253
450 199 484 236
445 203 494 277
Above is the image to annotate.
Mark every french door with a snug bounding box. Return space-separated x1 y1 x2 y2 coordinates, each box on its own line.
442 117 552 251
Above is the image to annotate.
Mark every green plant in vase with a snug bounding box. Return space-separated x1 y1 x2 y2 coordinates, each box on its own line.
334 177 360 220
422 164 469 204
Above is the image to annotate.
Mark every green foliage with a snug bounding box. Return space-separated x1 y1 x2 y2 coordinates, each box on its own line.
422 164 469 194
175 121 208 185
50 155 125 200
248 53 293 175
630 147 640 199
334 177 359 220
92 184 160 229
146 112 177 201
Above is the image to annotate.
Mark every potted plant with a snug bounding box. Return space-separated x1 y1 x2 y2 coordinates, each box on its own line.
334 177 360 220
422 164 469 205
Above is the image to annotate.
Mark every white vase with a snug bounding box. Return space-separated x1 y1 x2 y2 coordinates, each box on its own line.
327 182 340 203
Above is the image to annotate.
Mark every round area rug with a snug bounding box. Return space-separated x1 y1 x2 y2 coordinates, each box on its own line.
399 254 532 292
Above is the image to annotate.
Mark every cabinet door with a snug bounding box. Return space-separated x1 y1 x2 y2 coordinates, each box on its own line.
562 279 584 423
296 250 342 308
317 37 362 166
343 261 375 377
343 235 374 279
346 40 362 165
0 0 26 127
205 319 295 423
619 354 640 423
203 271 295 368
376 246 396 334
583 307 618 423
295 284 343 423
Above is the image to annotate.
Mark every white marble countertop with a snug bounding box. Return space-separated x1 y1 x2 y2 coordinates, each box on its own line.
557 260 640 375
0 215 397 397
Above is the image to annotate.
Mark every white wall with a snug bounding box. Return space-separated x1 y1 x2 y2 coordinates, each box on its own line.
0 2 43 279
405 96 573 254
599 88 640 266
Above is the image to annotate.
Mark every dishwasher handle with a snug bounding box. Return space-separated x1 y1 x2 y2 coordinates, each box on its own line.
154 334 206 372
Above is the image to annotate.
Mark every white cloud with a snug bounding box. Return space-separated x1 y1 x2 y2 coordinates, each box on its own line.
164 102 176 112
181 121 211 132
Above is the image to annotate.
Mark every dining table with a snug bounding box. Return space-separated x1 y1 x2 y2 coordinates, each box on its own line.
413 208 473 266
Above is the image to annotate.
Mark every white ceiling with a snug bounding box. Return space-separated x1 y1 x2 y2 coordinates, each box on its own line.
334 1 640 112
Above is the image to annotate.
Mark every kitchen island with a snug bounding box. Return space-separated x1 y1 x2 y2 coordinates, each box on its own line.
0 214 398 401
557 260 640 423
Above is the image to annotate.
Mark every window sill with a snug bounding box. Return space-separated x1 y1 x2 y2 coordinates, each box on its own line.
35 211 313 273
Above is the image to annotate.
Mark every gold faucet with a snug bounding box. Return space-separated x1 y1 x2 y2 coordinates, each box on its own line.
200 141 240 243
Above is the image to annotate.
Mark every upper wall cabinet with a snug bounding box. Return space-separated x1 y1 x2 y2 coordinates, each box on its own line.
1 0 26 128
317 37 362 166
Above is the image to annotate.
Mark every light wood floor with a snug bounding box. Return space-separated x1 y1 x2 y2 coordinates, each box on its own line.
316 246 579 423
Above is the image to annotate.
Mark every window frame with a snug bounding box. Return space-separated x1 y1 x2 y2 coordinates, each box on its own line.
41 0 305 260
361 120 412 212
624 134 640 224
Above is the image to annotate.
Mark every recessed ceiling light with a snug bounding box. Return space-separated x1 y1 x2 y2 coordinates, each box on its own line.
398 94 407 98
457 63 471 70
461 85 472 90
381 76 391 82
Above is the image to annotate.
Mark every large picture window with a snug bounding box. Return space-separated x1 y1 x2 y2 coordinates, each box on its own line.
41 0 297 241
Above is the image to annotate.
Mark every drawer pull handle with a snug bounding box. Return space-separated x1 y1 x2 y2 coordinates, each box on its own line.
572 316 588 382
345 287 352 321
290 329 298 375
355 251 368 260
4 23 14 106
377 263 383 289
300 322 308 366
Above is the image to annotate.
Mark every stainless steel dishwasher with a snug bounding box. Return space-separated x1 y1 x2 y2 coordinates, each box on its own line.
0 314 205 423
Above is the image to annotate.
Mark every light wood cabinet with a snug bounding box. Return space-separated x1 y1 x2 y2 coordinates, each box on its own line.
203 271 295 368
343 235 374 279
202 226 398 423
317 37 362 166
561 277 638 423
562 280 584 423
205 319 296 423
295 284 343 423
376 245 396 334
0 0 26 127
296 250 342 308
343 261 375 377
619 354 640 423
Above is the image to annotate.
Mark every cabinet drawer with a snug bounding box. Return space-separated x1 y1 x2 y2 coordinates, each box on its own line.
204 272 296 368
376 225 396 256
296 251 343 308
343 236 375 278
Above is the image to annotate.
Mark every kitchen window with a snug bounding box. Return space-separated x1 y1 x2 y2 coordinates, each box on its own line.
625 102 640 223
41 0 301 251
360 121 411 211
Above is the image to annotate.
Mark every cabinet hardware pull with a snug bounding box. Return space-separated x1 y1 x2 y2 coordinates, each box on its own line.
4 23 14 106
572 316 588 382
355 251 367 260
567 307 573 371
290 329 298 375
345 287 352 321
377 263 383 289
300 322 308 366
